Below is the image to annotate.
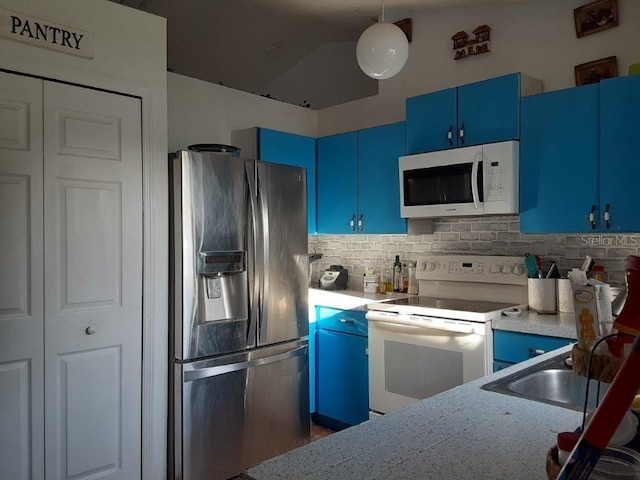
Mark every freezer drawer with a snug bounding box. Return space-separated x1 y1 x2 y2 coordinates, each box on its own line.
171 339 310 480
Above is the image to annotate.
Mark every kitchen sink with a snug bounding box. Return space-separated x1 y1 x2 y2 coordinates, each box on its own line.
482 352 609 411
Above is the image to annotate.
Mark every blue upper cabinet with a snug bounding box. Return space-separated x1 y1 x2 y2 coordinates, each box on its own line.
358 122 407 234
406 73 541 155
406 88 457 154
600 75 640 232
520 75 640 233
232 127 317 234
317 123 407 234
520 84 599 233
317 132 358 234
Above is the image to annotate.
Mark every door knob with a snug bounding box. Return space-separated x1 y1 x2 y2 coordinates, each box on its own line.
85 326 96 335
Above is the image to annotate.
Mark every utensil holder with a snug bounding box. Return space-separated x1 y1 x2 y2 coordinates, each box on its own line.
528 278 557 314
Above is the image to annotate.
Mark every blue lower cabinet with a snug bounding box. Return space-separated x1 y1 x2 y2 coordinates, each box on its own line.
309 321 316 414
494 330 574 367
315 329 369 429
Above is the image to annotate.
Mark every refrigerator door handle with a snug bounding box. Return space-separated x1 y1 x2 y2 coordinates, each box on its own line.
246 162 259 348
257 165 269 345
183 344 307 383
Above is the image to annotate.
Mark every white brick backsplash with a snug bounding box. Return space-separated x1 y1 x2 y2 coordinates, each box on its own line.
308 216 640 288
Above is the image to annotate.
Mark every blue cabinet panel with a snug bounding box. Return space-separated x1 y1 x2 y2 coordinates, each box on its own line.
520 75 640 233
494 330 573 365
406 73 523 155
258 128 317 233
316 329 369 427
317 132 358 234
316 307 367 337
317 123 406 234
358 122 407 234
458 73 520 147
600 75 640 232
520 84 599 233
309 321 316 414
406 88 457 154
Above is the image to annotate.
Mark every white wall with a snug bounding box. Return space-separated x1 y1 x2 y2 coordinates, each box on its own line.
168 73 317 151
0 1 168 478
259 41 378 110
317 0 640 135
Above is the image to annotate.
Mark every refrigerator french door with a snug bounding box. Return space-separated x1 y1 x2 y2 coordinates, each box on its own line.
169 151 310 480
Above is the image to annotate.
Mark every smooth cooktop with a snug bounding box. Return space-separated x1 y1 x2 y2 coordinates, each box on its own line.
368 296 518 315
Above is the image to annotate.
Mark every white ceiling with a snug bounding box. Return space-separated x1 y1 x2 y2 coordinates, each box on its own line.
114 0 552 102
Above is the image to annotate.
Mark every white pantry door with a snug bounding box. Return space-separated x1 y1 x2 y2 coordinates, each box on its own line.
43 82 143 479
0 72 45 480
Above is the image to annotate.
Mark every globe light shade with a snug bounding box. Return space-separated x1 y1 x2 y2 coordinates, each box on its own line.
356 22 409 79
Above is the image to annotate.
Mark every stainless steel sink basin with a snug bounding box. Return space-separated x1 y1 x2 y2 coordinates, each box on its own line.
482 352 609 411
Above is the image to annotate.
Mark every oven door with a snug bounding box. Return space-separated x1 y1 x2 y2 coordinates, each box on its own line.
366 311 491 415
399 146 484 218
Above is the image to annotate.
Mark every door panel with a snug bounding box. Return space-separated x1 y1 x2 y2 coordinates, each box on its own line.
60 347 122 478
358 122 407 234
316 132 358 233
0 71 44 480
43 81 142 480
405 87 457 154
257 161 308 346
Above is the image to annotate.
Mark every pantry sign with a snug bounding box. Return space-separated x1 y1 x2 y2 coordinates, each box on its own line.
0 8 93 58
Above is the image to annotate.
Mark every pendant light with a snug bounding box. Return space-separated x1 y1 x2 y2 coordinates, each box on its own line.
356 0 409 80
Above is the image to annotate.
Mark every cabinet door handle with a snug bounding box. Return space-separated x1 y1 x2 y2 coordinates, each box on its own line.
459 123 465 144
604 203 611 229
350 214 355 231
589 205 597 230
339 318 355 324
447 125 453 146
528 347 546 356
358 214 363 232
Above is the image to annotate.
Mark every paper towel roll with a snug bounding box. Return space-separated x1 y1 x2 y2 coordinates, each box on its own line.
528 278 557 313
557 278 575 313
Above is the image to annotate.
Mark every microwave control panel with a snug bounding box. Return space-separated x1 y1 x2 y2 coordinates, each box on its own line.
482 141 518 214
484 160 506 201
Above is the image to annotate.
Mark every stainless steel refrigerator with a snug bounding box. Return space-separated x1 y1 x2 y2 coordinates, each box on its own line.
169 150 310 480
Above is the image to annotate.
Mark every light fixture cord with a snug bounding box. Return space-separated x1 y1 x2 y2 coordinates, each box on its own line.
381 0 385 22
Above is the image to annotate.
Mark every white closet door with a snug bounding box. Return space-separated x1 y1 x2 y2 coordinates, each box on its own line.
43 82 143 480
0 71 45 480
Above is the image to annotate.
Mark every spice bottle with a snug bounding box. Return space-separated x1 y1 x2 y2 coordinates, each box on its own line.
588 265 608 283
408 262 418 295
393 255 402 292
399 264 408 293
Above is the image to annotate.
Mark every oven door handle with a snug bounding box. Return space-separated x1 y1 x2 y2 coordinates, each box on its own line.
366 312 475 334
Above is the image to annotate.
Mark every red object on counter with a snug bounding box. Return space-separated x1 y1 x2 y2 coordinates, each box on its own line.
607 255 640 357
556 334 640 479
557 256 640 479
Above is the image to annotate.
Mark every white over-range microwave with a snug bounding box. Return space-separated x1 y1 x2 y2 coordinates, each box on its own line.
399 140 519 218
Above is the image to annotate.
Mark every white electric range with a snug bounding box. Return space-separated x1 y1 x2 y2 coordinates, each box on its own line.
366 254 528 416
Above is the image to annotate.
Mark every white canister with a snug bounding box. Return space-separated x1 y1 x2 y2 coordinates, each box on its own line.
363 274 379 293
528 278 557 314
557 278 575 313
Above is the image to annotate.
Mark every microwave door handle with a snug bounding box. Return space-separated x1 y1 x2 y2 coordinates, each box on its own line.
471 154 481 209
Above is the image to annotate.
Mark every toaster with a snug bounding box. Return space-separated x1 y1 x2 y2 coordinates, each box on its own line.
320 265 349 290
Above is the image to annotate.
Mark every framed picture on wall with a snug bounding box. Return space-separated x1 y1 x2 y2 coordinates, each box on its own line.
575 56 618 86
574 0 619 38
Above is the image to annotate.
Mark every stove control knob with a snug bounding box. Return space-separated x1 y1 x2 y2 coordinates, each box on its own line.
514 264 525 276
502 265 513 274
419 261 427 271
426 262 436 272
490 265 501 274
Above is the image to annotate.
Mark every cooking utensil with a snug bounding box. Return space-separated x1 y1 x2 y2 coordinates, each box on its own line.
525 253 540 278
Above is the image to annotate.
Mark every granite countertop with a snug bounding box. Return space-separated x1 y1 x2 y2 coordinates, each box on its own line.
247 345 580 480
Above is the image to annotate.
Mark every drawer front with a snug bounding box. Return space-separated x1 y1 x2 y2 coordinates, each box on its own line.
315 306 367 337
494 330 573 364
